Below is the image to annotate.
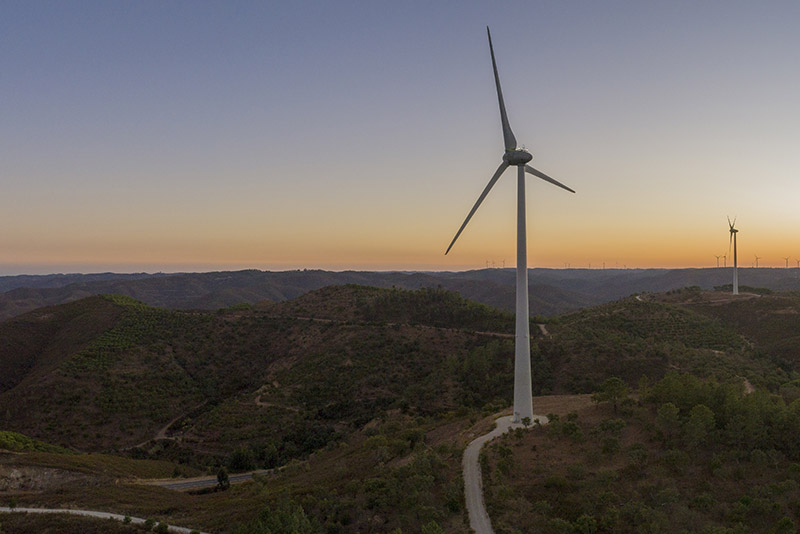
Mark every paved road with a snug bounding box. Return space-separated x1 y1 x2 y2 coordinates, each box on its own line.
463 414 549 534
0 507 210 533
152 470 270 491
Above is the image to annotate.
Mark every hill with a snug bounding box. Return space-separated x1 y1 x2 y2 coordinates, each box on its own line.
0 287 519 458
482 373 800 534
3 286 798 459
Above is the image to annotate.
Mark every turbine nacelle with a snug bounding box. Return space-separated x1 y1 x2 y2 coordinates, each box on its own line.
503 149 533 166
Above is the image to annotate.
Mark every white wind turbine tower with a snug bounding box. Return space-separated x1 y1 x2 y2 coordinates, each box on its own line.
728 217 739 295
446 27 575 423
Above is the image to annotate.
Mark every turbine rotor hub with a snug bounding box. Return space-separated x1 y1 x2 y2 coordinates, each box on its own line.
503 149 533 166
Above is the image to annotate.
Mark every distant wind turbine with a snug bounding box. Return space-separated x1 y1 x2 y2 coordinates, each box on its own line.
714 255 721 268
723 255 727 268
754 254 761 268
728 217 739 295
445 27 575 423
784 257 790 268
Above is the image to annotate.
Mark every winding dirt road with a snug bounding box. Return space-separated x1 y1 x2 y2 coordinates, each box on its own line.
463 414 549 534
0 507 210 533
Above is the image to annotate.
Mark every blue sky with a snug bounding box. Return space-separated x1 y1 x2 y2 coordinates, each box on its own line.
3 1 800 273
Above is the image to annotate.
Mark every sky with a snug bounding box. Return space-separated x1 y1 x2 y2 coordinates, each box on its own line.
3 1 800 274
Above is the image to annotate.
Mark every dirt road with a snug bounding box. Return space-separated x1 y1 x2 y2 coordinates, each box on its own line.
0 507 210 533
463 414 549 534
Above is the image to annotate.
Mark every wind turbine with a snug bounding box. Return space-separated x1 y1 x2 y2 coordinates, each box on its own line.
784 257 790 268
728 217 738 295
445 27 575 423
714 255 721 268
723 255 727 268
754 254 761 268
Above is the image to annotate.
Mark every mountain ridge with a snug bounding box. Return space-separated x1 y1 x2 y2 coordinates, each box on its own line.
2 267 800 322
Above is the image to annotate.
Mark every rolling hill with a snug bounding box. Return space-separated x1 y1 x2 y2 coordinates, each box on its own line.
3 267 800 323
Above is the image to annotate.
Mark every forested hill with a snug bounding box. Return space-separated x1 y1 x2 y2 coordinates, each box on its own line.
2 266 800 322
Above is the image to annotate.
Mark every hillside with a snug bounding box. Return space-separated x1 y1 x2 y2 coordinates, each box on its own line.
529 288 795 396
3 286 798 459
0 287 519 458
482 373 800 534
3 285 800 533
672 290 800 375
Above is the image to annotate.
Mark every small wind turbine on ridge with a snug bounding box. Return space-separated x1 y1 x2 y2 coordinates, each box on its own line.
445 27 575 423
754 254 761 268
714 255 721 268
728 217 739 295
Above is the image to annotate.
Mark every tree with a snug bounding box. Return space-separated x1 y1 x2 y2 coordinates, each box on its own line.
685 404 715 449
593 377 629 413
656 402 680 446
233 498 318 534
575 514 598 534
217 467 230 490
421 522 445 534
229 447 256 472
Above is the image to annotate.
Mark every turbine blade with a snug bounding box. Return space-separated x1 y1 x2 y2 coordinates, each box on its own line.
445 162 510 255
487 27 517 152
727 215 732 229
524 165 576 193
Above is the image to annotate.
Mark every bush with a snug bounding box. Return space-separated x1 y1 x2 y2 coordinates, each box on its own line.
602 436 620 454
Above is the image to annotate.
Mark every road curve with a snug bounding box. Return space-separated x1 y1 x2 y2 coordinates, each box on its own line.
463 414 549 534
0 507 210 533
